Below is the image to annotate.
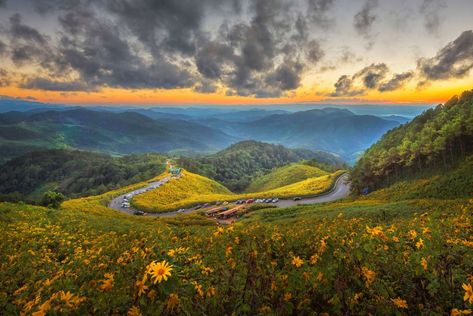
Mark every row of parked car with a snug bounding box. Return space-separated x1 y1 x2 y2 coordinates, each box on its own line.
235 198 279 204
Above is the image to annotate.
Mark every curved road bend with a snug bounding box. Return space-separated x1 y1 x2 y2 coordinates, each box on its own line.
108 173 351 218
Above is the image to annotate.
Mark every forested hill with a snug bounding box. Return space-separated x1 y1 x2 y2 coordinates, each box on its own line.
178 140 344 192
351 90 473 193
0 150 166 202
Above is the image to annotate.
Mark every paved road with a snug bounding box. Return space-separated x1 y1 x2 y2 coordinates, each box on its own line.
108 173 351 218
108 176 173 215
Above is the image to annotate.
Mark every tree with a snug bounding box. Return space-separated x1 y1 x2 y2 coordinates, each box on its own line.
41 191 65 209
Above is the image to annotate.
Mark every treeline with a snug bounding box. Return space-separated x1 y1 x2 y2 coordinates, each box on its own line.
0 150 166 202
351 89 473 193
178 140 342 192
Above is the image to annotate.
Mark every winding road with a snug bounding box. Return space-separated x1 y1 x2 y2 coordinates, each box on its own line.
108 173 351 218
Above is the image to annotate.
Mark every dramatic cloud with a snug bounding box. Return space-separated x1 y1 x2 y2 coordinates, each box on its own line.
353 63 388 89
353 0 378 47
419 0 446 35
330 75 365 97
306 0 335 28
378 72 414 92
330 64 413 96
0 69 10 87
418 30 473 81
0 0 331 97
20 78 94 91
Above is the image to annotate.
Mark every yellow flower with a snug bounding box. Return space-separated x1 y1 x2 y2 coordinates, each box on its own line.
193 282 204 297
127 305 142 316
206 286 216 298
291 256 304 268
166 293 180 311
167 249 176 257
135 279 148 297
258 306 272 314
98 273 114 292
147 260 173 284
366 225 384 237
310 254 319 265
416 238 425 249
283 292 292 302
451 309 472 316
421 257 428 270
408 230 417 240
463 283 473 304
225 245 233 257
201 266 214 275
319 239 327 253
391 297 408 309
213 227 224 237
361 267 376 287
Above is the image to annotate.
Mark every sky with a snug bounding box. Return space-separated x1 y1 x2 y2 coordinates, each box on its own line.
0 0 472 106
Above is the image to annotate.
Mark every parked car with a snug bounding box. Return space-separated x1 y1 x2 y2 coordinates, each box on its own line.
215 201 222 206
293 197 302 201
245 199 255 204
272 198 279 203
203 203 210 207
133 210 145 216
177 209 186 213
222 201 229 205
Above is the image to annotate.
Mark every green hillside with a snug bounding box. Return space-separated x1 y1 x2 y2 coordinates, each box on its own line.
246 163 328 192
351 90 473 194
0 149 166 202
178 140 343 192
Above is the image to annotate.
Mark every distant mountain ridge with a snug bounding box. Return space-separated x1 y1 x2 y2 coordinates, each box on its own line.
0 108 236 163
1 98 408 163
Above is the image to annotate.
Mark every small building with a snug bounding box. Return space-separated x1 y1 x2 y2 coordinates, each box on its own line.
216 205 245 219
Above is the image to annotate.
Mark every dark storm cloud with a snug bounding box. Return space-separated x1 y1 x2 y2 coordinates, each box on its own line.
0 40 6 55
9 14 47 45
306 0 335 28
306 40 324 63
0 0 6 7
1 0 328 96
378 71 414 92
418 30 473 81
353 63 388 89
0 69 10 87
353 0 378 47
330 63 411 96
20 78 93 91
419 0 446 35
105 0 205 56
193 79 217 94
330 75 364 97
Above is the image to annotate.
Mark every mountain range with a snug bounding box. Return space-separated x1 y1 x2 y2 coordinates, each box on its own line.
0 99 412 164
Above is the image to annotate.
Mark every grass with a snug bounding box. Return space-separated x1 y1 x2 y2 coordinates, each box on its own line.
246 163 328 192
1 195 472 315
131 170 344 213
360 155 473 202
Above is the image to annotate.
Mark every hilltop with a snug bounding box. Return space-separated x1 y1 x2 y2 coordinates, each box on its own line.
246 163 328 192
178 140 343 192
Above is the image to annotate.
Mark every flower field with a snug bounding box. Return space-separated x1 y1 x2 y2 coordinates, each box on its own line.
132 170 343 213
1 194 472 315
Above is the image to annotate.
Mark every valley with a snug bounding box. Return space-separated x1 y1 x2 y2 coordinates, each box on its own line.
0 90 472 315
